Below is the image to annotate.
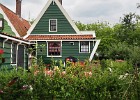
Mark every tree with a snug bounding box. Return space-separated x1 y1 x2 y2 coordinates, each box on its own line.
137 3 140 8
115 13 140 45
108 42 130 60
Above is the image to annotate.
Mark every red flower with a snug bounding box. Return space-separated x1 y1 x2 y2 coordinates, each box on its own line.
0 50 4 54
8 77 18 87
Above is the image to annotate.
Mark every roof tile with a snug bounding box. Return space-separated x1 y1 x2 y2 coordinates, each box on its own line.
26 34 95 40
0 4 30 37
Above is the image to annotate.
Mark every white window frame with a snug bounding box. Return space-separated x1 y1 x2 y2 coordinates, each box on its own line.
11 42 17 64
79 41 90 53
49 19 57 32
47 41 62 57
0 18 4 30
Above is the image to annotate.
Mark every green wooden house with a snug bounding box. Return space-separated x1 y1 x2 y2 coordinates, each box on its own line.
0 1 30 69
24 0 100 64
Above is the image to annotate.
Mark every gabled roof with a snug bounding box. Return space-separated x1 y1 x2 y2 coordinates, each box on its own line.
0 3 30 37
26 34 95 41
24 0 80 39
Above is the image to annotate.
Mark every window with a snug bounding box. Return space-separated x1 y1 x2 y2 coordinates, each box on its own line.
0 18 4 30
49 19 57 32
48 42 61 56
79 41 90 53
12 43 17 64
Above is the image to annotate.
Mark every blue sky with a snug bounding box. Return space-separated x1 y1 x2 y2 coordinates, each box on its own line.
1 0 140 25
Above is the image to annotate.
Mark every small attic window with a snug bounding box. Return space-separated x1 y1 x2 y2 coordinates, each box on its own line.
49 19 57 32
0 18 4 30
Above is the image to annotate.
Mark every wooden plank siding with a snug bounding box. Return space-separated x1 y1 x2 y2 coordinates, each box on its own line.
0 40 12 68
36 41 94 64
0 14 15 36
31 2 76 35
0 38 28 69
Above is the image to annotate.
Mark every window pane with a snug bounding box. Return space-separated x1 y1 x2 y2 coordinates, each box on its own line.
12 44 17 64
80 41 89 53
48 42 61 56
50 19 57 31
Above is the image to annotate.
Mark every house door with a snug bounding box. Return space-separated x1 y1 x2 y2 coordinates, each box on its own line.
17 45 24 68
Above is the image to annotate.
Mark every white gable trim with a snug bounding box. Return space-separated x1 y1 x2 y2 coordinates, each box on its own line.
89 40 101 61
0 7 20 37
24 0 80 39
54 0 80 34
24 0 53 39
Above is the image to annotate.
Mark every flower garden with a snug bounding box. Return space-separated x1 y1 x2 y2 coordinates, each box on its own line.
0 58 140 100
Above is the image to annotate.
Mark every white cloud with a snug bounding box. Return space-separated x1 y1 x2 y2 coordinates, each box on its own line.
1 0 140 25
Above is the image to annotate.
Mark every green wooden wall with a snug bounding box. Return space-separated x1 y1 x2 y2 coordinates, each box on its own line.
0 39 12 68
0 14 15 36
36 41 94 64
31 2 76 34
0 38 28 70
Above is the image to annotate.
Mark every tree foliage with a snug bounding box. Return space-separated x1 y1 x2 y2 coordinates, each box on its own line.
76 12 140 62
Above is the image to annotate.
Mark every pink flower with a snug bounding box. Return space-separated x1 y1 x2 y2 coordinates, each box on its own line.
0 90 4 94
22 85 28 90
34 70 39 76
61 71 66 76
45 70 53 76
84 71 92 77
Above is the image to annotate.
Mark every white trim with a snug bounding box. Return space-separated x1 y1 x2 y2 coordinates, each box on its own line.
80 31 96 37
0 34 30 44
23 45 26 70
46 41 62 57
11 42 17 64
54 0 80 33
35 41 37 58
24 0 53 39
0 7 20 37
79 41 90 53
49 19 57 32
24 0 80 39
2 38 8 48
0 18 3 28
16 42 21 70
89 39 101 61
11 42 13 63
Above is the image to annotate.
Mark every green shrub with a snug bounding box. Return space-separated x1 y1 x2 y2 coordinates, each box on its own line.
0 59 139 100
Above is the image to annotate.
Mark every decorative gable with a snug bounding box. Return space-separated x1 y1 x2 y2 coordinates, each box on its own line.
25 0 80 38
0 13 15 36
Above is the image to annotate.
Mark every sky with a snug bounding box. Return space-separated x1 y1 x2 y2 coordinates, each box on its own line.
0 0 140 25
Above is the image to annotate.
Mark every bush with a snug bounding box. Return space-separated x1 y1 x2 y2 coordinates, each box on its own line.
0 60 139 100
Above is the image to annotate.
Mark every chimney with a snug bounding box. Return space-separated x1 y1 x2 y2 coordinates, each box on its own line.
58 0 62 5
16 0 22 17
